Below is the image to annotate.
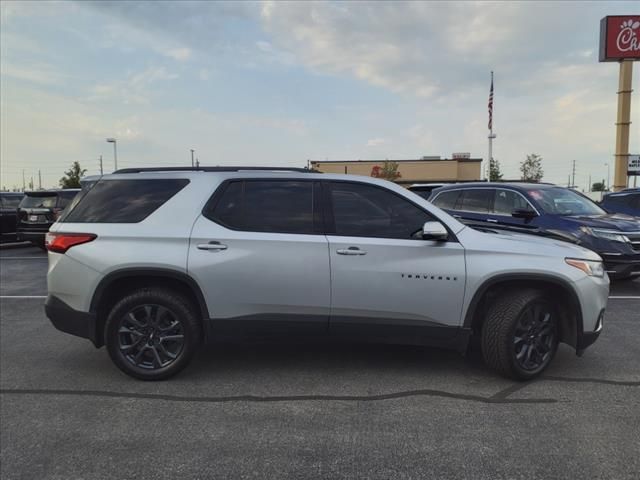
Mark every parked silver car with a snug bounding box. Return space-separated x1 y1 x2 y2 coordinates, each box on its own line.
45 167 608 380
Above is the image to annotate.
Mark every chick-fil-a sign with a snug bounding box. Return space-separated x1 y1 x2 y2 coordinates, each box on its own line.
600 16 640 62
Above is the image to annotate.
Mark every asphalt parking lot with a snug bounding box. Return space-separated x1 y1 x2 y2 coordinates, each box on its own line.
1 245 639 479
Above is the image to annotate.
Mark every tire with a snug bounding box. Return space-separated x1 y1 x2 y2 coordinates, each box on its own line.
481 289 558 380
105 288 202 380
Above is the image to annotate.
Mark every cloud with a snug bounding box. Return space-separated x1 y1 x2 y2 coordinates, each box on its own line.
0 62 65 85
366 138 385 147
87 66 179 105
164 47 192 61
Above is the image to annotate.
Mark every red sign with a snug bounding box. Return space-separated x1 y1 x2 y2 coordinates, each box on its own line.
599 16 640 62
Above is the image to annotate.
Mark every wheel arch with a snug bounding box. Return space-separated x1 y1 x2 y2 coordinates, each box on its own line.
464 273 583 350
90 268 210 347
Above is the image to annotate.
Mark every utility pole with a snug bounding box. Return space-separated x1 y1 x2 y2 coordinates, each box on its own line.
22 169 25 191
190 149 195 167
588 174 591 192
195 158 200 168
487 71 496 182
38 170 42 190
571 160 576 189
99 155 103 175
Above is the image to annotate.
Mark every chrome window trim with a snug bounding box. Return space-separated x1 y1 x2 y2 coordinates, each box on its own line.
431 187 541 216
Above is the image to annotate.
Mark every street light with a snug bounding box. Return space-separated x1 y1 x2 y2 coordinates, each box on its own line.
604 163 610 192
106 138 118 171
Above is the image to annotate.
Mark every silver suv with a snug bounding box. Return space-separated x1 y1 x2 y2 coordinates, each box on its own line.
45 167 609 381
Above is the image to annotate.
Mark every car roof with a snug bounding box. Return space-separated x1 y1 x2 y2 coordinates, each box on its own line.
434 182 558 191
24 189 81 195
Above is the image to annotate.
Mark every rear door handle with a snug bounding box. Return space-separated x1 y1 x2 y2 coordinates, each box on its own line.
337 247 367 256
486 218 498 223
197 241 227 251
453 214 461 219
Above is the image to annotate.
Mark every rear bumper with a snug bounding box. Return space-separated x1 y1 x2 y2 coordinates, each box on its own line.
45 295 99 347
602 255 640 279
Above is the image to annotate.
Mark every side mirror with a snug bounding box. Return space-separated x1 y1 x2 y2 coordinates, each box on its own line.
512 208 537 219
422 221 448 241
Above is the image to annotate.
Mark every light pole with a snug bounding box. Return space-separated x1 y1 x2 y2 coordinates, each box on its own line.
605 163 610 192
106 138 118 171
190 149 195 168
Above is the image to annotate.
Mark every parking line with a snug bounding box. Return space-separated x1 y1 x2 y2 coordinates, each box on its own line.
608 296 640 299
0 296 46 299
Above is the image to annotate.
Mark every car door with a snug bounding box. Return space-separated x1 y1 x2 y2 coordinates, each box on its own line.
486 188 539 229
326 181 466 342
188 179 331 335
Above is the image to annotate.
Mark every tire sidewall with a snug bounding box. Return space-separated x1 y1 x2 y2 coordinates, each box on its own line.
105 290 200 380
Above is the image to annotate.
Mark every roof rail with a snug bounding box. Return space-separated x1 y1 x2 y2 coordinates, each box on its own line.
113 166 318 174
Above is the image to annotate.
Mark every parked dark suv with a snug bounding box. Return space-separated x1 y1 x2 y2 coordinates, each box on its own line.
1 192 24 243
18 189 80 249
429 182 640 279
601 188 640 217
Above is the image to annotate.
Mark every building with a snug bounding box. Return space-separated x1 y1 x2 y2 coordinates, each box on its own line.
310 155 482 186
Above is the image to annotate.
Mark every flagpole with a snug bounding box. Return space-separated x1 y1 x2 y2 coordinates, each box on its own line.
487 71 496 182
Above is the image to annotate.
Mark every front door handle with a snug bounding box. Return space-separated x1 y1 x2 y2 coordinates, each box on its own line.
337 246 367 256
197 241 227 251
486 218 498 223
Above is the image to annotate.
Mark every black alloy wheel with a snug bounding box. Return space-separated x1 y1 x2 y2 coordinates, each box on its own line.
118 304 185 370
512 302 556 372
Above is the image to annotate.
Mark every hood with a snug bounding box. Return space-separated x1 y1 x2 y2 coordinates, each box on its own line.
561 213 640 231
458 226 601 261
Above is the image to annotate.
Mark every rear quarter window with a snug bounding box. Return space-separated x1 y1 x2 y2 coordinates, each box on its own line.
62 179 189 223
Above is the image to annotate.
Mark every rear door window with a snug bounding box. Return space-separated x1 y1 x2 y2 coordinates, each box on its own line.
207 180 317 234
62 179 189 223
431 190 461 210
458 189 493 213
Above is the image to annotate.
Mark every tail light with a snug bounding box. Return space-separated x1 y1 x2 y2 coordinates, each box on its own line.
45 232 97 254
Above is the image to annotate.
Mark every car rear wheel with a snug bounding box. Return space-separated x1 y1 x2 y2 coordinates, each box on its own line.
105 288 201 380
481 289 558 380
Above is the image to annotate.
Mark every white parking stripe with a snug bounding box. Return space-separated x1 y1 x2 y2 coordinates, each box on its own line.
0 296 46 299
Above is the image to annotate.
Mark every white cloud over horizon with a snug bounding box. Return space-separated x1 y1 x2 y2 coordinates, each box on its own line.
1 0 639 190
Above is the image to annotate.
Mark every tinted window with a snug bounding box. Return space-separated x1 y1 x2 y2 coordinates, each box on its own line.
631 195 640 209
459 189 493 213
432 190 461 209
57 190 79 208
1 195 22 208
209 180 315 234
330 182 432 239
63 179 189 223
493 189 534 215
20 194 57 208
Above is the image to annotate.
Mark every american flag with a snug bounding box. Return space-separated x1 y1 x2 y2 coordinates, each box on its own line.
488 72 494 131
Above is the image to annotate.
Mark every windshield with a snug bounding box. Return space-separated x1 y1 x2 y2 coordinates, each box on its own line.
528 188 606 216
19 194 57 208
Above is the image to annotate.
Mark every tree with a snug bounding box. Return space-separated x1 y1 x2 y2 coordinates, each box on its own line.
489 158 503 182
371 160 401 181
520 154 544 182
592 181 606 192
59 161 87 188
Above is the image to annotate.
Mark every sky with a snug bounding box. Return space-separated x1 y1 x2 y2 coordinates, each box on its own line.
1 0 639 190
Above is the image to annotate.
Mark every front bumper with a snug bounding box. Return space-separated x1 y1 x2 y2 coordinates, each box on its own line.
601 254 640 279
45 295 100 347
576 308 604 355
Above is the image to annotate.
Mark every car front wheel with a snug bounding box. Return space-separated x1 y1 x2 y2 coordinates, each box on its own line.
481 289 558 380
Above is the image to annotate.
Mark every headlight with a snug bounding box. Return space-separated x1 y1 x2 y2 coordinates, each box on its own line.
565 258 605 277
580 226 629 243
